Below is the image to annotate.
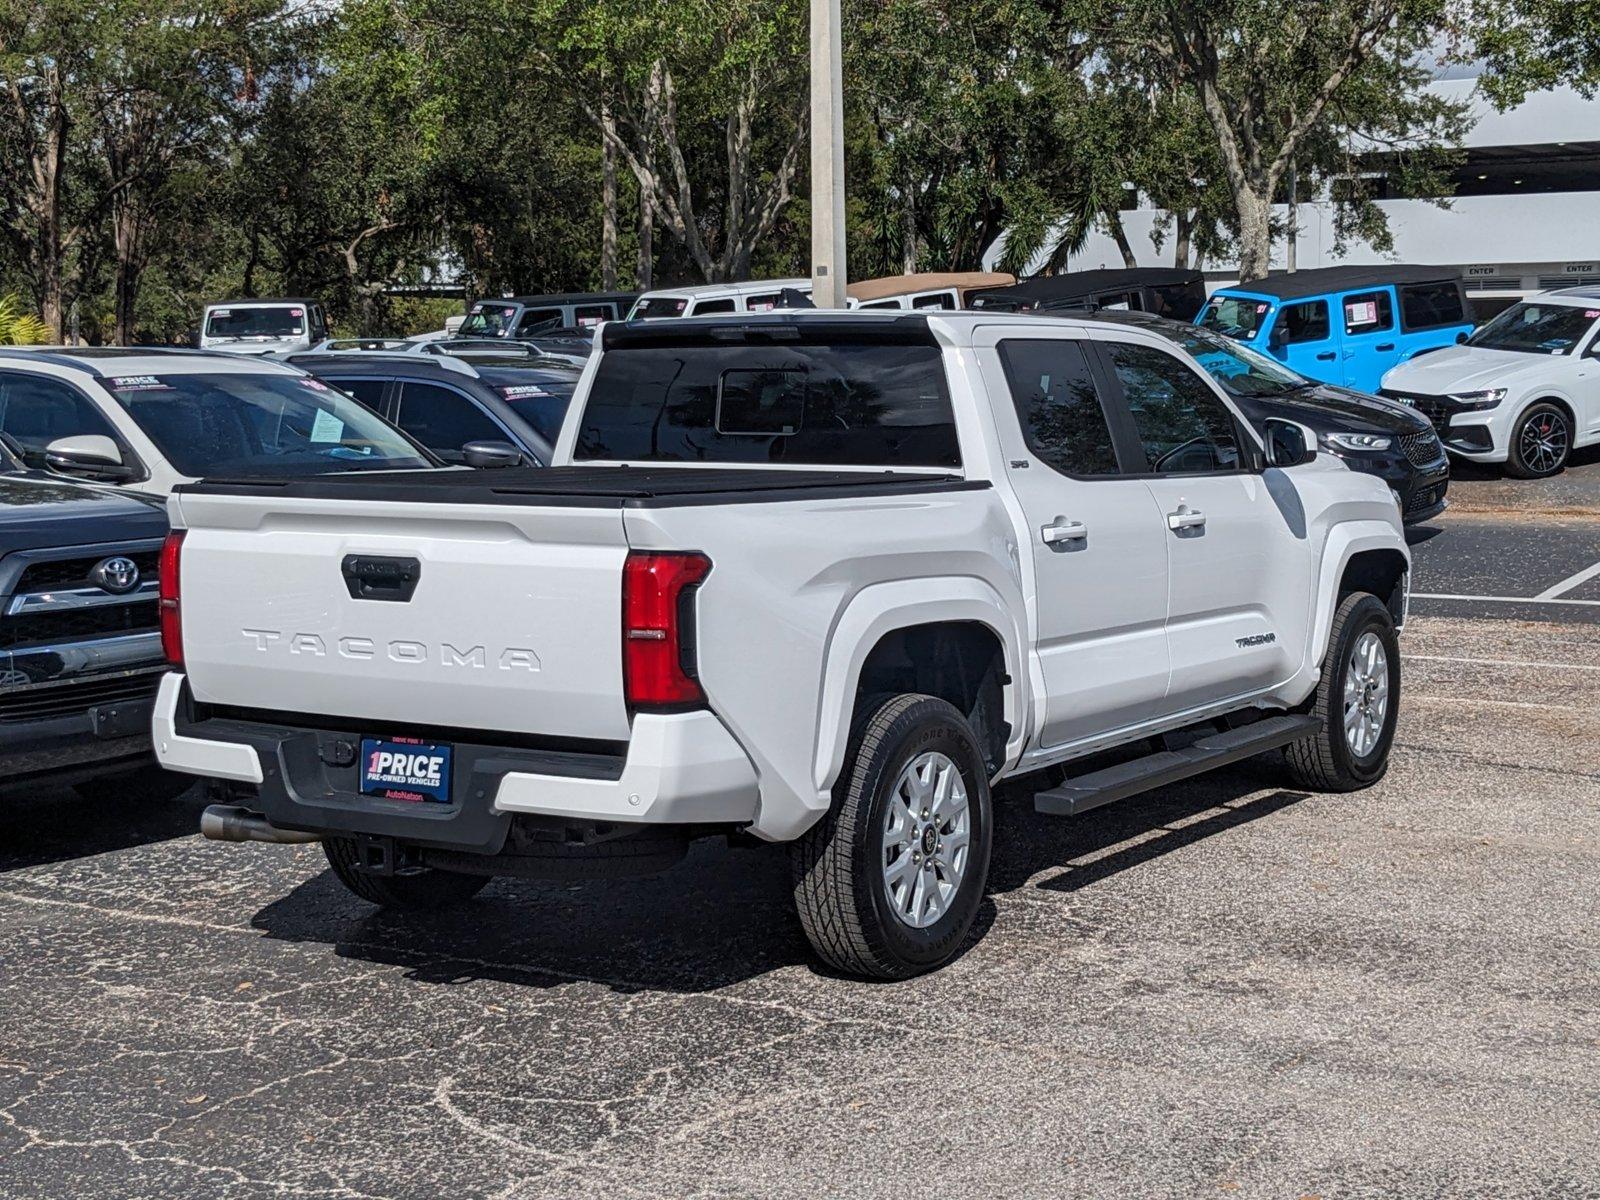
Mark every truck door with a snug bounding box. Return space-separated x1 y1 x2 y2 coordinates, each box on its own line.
1270 298 1340 383
1336 287 1400 393
979 329 1171 749
1091 335 1303 714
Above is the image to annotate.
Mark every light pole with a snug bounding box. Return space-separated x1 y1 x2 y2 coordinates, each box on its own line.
810 0 847 309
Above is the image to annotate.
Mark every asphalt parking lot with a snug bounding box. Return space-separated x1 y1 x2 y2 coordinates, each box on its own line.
3 469 1598 1199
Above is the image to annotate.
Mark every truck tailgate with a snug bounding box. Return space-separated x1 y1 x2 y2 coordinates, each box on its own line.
172 491 632 742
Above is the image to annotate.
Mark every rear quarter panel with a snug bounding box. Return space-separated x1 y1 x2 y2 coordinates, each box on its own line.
625 485 1027 841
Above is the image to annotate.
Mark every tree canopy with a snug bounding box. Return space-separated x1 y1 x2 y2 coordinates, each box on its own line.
0 0 1570 340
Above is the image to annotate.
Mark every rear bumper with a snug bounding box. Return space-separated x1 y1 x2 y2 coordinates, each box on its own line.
152 673 761 851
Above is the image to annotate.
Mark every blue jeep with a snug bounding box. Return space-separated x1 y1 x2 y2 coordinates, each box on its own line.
1197 266 1474 395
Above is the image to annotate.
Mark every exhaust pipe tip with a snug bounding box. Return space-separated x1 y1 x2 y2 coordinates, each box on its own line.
200 804 321 845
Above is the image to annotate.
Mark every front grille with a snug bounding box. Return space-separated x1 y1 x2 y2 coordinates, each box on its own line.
1404 484 1445 518
1379 389 1452 430
1398 430 1447 468
0 600 159 650
0 671 161 723
15 550 159 594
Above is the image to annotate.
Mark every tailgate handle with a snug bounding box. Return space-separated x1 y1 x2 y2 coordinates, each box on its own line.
342 555 421 602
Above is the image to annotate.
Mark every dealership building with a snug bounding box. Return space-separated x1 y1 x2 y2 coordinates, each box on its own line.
1056 74 1600 310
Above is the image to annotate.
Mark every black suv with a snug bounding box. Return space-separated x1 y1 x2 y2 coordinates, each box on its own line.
1085 313 1449 524
0 436 182 797
286 349 581 466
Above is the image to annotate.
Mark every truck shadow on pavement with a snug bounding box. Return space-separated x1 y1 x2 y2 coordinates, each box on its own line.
245 766 1309 993
0 781 206 873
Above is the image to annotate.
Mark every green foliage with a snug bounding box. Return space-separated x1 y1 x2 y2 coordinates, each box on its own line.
1467 0 1600 107
0 0 1524 339
0 293 50 344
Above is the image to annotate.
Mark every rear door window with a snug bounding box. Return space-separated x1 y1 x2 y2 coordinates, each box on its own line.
997 339 1120 477
691 298 737 315
576 337 960 468
912 292 956 310
1399 283 1466 330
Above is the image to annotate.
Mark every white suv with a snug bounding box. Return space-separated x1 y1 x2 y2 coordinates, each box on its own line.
0 348 433 496
1379 287 1600 477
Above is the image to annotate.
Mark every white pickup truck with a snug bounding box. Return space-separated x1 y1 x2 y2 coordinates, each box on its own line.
154 311 1409 978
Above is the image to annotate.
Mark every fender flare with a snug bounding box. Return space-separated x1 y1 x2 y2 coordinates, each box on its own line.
1309 520 1411 668
812 577 1028 799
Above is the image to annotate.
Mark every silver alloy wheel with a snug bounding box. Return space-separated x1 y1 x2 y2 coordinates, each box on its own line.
881 750 971 929
1343 630 1390 758
1519 410 1568 475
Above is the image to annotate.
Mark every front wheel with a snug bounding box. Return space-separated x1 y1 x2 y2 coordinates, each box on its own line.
1506 402 1570 478
790 694 993 980
323 836 490 909
1284 592 1400 791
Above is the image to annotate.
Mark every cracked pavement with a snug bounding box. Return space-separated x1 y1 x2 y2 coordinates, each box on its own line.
1 614 1596 1199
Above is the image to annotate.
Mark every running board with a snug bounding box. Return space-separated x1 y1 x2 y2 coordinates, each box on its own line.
1032 714 1319 817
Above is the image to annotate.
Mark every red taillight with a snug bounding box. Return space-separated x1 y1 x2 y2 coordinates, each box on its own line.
622 551 711 709
159 530 185 667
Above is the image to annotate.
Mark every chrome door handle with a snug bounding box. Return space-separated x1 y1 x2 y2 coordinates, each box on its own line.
1167 506 1206 531
1041 518 1088 545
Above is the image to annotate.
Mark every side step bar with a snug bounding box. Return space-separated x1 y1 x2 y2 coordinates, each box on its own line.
1032 714 1319 817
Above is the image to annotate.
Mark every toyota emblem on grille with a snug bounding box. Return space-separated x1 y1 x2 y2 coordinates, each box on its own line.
90 555 141 594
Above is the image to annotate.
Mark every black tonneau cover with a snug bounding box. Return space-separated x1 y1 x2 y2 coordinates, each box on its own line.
177 466 982 508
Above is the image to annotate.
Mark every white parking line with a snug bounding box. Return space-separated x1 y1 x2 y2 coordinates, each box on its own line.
1404 653 1600 672
1412 592 1600 607
1534 559 1600 600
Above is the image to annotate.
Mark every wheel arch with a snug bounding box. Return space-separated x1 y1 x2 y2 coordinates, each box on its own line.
1310 523 1411 668
814 579 1026 798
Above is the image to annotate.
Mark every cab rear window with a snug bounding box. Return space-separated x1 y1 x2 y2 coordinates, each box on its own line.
575 339 960 468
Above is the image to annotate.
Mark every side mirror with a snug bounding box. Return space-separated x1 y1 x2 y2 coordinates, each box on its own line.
1267 323 1288 351
1264 418 1317 468
1456 331 1469 344
462 439 524 469
44 434 133 480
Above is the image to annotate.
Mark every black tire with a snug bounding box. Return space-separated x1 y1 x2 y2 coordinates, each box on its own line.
323 835 490 909
1284 592 1400 792
790 694 992 980
1506 401 1571 479
73 763 195 803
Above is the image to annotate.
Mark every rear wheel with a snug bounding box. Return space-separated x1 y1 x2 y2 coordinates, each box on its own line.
1284 592 1400 791
790 694 992 979
323 835 490 909
1506 402 1570 478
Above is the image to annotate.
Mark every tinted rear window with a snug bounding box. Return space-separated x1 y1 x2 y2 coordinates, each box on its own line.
1399 282 1467 330
575 340 960 468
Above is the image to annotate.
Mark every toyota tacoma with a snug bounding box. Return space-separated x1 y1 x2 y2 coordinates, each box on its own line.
153 312 1409 978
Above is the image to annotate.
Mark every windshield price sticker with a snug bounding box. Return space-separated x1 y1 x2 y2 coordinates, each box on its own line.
309 409 345 443
290 307 304 317
109 375 173 392
1586 310 1600 320
297 377 330 392
499 384 551 399
1256 303 1269 314
211 308 232 318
